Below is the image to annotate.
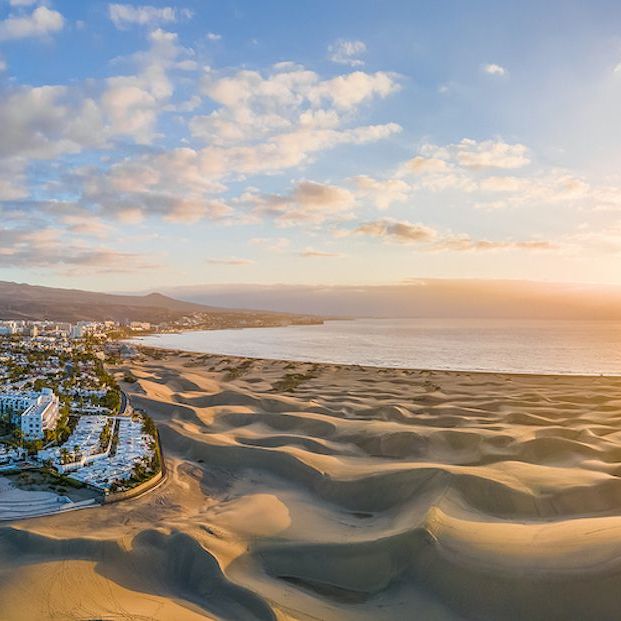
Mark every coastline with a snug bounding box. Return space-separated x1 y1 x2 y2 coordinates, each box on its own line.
130 341 621 380
127 317 621 377
1 347 621 619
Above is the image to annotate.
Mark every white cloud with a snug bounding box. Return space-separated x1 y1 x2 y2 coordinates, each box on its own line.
100 28 193 142
401 155 449 175
0 56 6 72
206 32 221 41
0 24 192 184
456 139 529 169
350 175 411 210
0 6 64 41
108 4 192 29
199 122 401 179
194 67 400 146
396 140 530 202
328 39 367 67
477 171 590 206
482 63 507 77
0 32 404 247
186 65 401 179
421 138 530 170
310 71 399 110
395 140 604 214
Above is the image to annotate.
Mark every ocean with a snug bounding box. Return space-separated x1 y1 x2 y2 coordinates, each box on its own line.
132 318 621 376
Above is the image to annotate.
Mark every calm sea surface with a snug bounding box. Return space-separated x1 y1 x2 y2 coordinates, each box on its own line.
132 318 621 376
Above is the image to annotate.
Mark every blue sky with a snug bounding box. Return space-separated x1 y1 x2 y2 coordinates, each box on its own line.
1 0 620 291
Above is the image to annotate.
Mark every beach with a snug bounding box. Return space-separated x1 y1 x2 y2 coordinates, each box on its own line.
1 348 621 620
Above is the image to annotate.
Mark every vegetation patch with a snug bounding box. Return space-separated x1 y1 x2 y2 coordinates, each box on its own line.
272 368 318 392
223 359 254 382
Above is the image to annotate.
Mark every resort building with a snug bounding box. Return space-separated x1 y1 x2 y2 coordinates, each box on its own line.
0 388 60 440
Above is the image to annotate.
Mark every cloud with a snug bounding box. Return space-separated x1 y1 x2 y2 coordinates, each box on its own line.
455 139 529 169
433 236 557 252
108 4 192 29
564 224 621 255
206 32 221 41
0 226 157 272
0 159 28 200
328 39 367 67
250 237 290 252
62 215 111 237
482 63 507 76
355 219 437 243
0 85 104 160
245 180 355 225
354 218 557 252
395 139 531 199
206 257 255 265
60 249 159 273
81 147 233 223
400 155 449 176
0 31 404 260
99 28 196 142
0 26 192 174
0 56 6 72
395 140 604 215
416 139 530 171
0 6 64 42
477 171 590 206
0 83 107 202
185 65 402 179
350 175 411 209
194 66 400 145
299 247 344 258
194 123 401 179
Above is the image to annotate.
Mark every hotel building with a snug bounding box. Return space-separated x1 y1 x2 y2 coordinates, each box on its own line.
0 389 60 440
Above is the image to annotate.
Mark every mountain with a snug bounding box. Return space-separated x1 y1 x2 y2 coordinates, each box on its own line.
155 279 621 320
0 281 316 324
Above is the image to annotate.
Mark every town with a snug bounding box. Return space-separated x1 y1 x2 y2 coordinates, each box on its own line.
0 319 161 519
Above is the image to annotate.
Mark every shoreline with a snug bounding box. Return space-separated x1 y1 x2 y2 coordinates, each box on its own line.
126 316 621 378
130 342 621 380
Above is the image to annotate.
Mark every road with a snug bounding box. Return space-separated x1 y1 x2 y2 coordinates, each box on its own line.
118 389 130 416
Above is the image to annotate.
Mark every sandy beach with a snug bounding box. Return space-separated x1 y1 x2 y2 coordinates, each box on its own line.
1 348 621 620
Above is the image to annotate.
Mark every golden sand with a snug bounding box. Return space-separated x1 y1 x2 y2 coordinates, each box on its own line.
1 349 621 620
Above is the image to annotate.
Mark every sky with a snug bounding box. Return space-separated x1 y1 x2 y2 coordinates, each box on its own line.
1 0 621 292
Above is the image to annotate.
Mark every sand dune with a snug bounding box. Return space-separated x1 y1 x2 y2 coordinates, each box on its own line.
1 350 621 619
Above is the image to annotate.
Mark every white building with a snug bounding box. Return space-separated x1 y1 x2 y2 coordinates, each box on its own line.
0 321 18 335
129 322 151 331
0 388 60 440
70 323 86 339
